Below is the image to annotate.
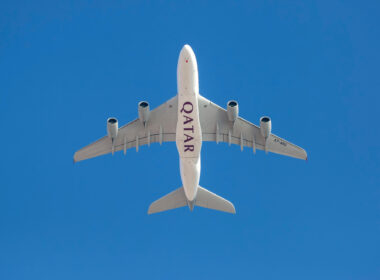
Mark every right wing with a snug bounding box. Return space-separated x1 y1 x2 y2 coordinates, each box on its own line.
198 95 307 160
74 95 178 162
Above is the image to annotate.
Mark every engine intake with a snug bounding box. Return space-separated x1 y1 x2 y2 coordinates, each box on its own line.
138 101 150 124
107 117 118 140
227 100 239 122
260 116 272 138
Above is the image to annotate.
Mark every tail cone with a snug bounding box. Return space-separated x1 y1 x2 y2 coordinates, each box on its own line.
187 200 195 211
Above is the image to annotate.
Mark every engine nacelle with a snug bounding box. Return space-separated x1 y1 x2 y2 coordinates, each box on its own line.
107 117 118 140
138 101 150 124
227 100 239 122
260 116 272 138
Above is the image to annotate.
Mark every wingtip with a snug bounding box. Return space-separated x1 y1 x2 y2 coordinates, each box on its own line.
147 204 155 215
302 148 308 161
73 152 82 163
73 154 79 164
230 205 236 214
226 201 236 214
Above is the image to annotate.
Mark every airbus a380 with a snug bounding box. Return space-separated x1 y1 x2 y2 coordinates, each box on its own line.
74 44 307 214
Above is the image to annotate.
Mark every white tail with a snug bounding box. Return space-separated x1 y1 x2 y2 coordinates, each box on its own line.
148 186 235 214
148 187 187 214
195 186 236 213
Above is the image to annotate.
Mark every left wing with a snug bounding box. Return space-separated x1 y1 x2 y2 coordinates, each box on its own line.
74 95 178 162
198 95 307 160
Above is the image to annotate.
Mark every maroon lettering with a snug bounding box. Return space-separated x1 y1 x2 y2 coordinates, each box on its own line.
183 115 193 125
180 101 195 152
184 126 194 133
184 145 194 152
180 102 193 114
184 134 194 143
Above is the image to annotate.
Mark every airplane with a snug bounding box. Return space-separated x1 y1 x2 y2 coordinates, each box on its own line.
74 44 307 214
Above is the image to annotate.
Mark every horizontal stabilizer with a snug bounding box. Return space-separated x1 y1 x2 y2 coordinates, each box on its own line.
148 187 187 214
195 186 236 214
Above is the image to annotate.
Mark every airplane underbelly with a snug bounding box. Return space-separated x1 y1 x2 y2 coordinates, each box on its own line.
176 44 202 200
175 44 202 159
180 157 200 200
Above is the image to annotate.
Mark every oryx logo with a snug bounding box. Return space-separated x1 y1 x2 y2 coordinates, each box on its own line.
180 101 194 152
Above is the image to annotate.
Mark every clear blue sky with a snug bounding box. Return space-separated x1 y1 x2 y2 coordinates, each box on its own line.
1 1 379 279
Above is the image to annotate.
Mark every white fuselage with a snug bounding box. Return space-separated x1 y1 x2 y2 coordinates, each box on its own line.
176 45 202 202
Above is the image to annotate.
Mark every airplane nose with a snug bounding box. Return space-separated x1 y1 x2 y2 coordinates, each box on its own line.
182 44 192 52
177 44 199 93
180 44 194 58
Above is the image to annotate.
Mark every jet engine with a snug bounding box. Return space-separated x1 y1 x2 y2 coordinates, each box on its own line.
107 117 118 141
227 100 239 122
260 116 272 138
138 101 150 124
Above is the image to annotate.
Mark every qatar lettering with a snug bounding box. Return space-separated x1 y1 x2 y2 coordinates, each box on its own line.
180 102 195 152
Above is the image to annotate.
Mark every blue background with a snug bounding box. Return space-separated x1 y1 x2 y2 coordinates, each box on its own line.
1 1 379 279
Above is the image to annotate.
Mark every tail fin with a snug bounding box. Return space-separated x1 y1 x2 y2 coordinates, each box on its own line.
195 186 236 214
148 187 187 214
148 186 236 214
